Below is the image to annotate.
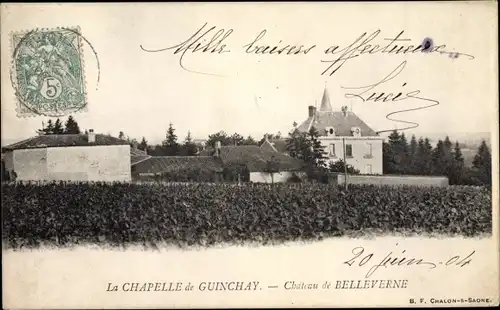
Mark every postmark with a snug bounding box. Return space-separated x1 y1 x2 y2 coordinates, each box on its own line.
10 27 88 118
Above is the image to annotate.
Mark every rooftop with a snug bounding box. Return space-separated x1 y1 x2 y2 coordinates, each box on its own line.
260 138 288 154
2 134 129 151
131 156 224 174
297 87 379 137
297 111 379 137
200 145 303 172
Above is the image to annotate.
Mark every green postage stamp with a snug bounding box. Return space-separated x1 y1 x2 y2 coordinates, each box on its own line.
11 27 87 117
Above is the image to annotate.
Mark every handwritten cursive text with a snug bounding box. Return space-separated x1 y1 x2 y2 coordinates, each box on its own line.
344 245 475 279
320 30 474 76
341 60 440 133
243 30 316 55
139 23 233 75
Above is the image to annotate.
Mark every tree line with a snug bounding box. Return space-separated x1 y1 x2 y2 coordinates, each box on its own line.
382 130 491 185
36 117 277 156
34 117 492 186
283 124 491 186
38 116 81 135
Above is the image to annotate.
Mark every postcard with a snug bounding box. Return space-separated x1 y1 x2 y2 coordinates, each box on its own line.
1 2 498 309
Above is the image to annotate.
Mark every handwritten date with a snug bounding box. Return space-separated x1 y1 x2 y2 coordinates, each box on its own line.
344 245 475 278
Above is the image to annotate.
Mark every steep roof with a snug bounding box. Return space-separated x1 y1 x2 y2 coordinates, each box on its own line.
200 145 303 172
320 87 333 112
2 134 129 151
297 111 379 137
297 86 378 137
132 156 223 174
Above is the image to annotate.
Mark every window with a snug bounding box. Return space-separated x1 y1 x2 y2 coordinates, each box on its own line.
365 164 372 174
346 144 353 157
351 127 361 137
365 143 373 158
325 127 335 136
329 143 336 157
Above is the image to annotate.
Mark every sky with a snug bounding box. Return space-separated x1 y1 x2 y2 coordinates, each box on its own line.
1 3 497 145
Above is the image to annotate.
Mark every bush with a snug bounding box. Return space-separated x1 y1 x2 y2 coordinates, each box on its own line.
328 159 360 174
287 173 303 183
1 182 492 249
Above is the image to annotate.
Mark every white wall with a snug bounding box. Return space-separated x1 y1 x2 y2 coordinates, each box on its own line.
250 171 294 183
8 145 131 182
338 174 449 187
319 137 383 174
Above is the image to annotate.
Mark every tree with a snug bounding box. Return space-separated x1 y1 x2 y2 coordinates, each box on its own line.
328 159 360 174
407 135 418 174
285 127 309 162
162 123 180 156
52 118 64 134
138 137 148 151
449 141 465 184
472 140 491 185
181 131 198 156
307 126 327 168
64 116 81 134
207 131 230 148
399 132 410 173
431 140 446 175
45 120 54 134
422 138 434 174
443 136 453 153
285 125 327 182
264 156 280 184
229 133 245 146
382 130 401 174
415 137 433 175
118 131 125 140
243 136 258 146
149 145 166 156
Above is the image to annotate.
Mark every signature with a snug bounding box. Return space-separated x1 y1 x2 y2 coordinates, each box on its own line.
341 60 440 133
344 246 475 279
321 30 475 76
139 22 233 76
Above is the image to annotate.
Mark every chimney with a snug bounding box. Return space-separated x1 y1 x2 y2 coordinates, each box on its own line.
308 105 315 117
341 106 348 117
215 141 221 157
88 129 95 143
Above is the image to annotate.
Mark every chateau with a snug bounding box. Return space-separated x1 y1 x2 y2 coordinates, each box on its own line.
296 87 384 174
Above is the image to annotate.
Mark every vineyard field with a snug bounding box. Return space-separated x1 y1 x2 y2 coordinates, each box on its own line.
1 182 492 249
